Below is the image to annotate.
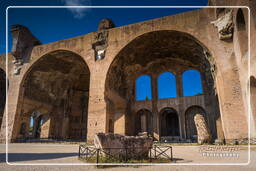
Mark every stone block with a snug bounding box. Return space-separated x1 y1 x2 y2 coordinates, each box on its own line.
94 133 153 160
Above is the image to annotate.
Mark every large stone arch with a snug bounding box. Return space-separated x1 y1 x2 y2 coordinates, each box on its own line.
2 7 250 143
11 50 90 141
104 30 220 140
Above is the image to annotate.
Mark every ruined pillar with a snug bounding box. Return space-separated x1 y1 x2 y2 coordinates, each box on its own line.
176 72 183 97
61 117 69 139
151 75 159 140
176 72 185 138
194 114 212 144
40 116 51 139
86 65 108 142
140 113 147 132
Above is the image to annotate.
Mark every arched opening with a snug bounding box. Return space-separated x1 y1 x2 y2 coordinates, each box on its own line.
0 68 6 128
235 8 248 59
27 112 51 139
136 75 152 101
105 30 220 138
237 9 246 31
158 72 176 99
185 106 207 142
160 108 180 137
135 109 153 136
16 50 90 141
250 76 256 125
182 70 203 96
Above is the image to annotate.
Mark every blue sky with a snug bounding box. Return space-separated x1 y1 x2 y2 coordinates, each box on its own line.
136 71 203 101
182 70 203 96
0 0 208 54
0 0 207 100
158 72 177 99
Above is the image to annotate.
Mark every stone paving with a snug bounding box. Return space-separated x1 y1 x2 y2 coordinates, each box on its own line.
0 143 255 171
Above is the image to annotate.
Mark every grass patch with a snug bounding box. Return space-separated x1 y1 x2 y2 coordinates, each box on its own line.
79 155 171 168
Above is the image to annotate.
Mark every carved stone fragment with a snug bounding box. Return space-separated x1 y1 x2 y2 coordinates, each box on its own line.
92 19 115 61
98 18 115 31
211 9 234 40
11 25 40 75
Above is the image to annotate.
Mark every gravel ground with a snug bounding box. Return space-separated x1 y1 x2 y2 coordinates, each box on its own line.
0 143 255 171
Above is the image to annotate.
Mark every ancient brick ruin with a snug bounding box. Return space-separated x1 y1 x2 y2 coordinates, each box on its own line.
0 0 255 144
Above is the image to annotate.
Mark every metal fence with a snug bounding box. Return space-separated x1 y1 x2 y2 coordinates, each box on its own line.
78 144 173 164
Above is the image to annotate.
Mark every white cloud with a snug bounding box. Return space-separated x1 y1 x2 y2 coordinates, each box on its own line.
62 0 91 19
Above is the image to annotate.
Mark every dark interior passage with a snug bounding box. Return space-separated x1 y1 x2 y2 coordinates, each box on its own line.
17 50 90 141
135 109 153 136
161 108 180 137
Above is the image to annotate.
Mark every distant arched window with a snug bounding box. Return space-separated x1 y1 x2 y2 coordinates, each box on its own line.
158 72 176 99
136 75 152 101
182 70 203 96
236 9 246 31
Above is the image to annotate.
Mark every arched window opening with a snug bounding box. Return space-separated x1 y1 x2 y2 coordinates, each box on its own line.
27 113 51 139
136 75 152 101
237 9 246 31
29 116 34 136
182 70 203 97
158 72 176 99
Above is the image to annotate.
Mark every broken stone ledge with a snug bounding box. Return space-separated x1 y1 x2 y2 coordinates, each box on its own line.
94 133 153 160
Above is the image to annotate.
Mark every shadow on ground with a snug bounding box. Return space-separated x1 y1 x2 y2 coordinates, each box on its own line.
172 158 192 163
0 153 78 163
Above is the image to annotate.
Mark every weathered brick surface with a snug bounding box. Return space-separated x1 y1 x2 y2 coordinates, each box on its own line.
0 1 255 143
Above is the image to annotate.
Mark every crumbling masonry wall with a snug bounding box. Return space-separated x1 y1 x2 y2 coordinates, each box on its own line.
0 2 255 143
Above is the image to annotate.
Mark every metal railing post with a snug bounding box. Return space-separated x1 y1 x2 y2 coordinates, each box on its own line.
149 147 152 162
170 146 173 161
125 148 127 162
154 145 157 158
78 145 81 158
85 147 88 160
96 149 100 164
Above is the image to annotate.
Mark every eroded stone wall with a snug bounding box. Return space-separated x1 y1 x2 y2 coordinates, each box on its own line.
0 2 254 143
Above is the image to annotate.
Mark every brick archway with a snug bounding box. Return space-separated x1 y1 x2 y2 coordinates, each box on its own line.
105 30 220 140
13 50 90 141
